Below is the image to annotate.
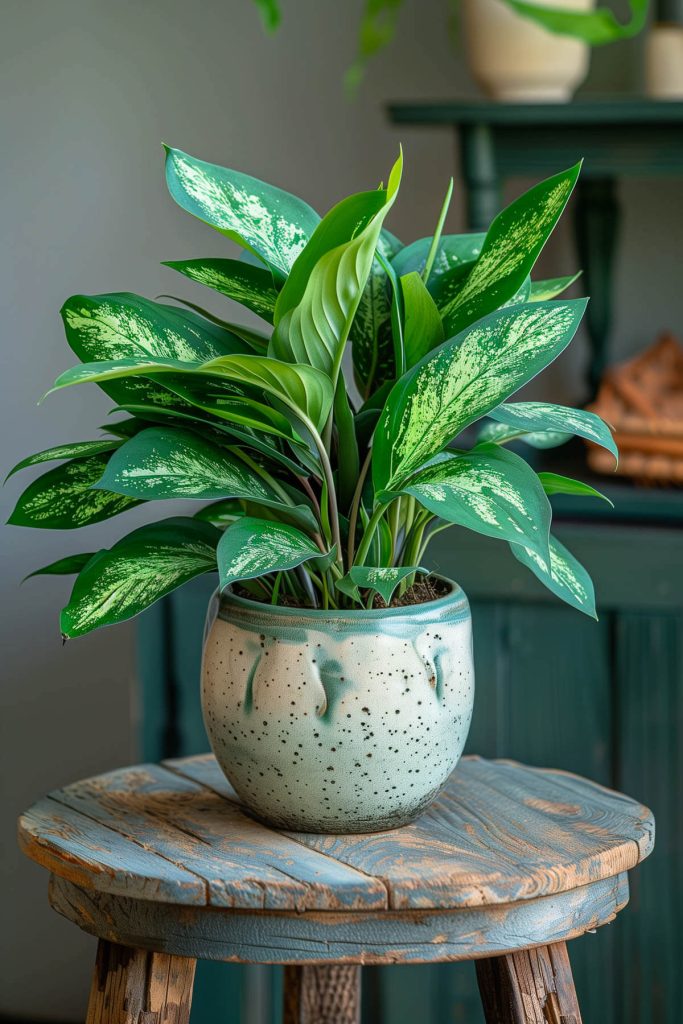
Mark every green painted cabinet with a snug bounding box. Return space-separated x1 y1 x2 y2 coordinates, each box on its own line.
138 512 683 1024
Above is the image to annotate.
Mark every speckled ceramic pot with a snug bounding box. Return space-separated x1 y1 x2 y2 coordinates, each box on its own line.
201 577 474 833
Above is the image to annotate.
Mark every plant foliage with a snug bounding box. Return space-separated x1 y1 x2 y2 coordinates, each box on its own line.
9 146 617 635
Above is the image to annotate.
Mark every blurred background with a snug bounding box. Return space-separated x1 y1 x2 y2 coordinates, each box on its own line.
2 1 682 1022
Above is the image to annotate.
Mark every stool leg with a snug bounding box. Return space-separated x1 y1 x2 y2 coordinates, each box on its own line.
475 941 582 1024
283 965 361 1024
86 939 196 1024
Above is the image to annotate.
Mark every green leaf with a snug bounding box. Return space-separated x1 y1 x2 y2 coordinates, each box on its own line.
61 518 220 637
351 231 400 398
477 419 573 450
538 472 613 506
343 565 427 605
156 295 270 352
398 445 551 559
401 272 444 369
511 534 597 619
164 146 319 280
24 553 96 580
217 517 331 590
529 273 581 302
502 0 647 45
61 292 249 407
373 299 586 493
97 426 284 504
392 232 483 283
270 152 403 378
435 165 581 337
162 259 279 323
345 0 404 92
488 401 618 461
252 0 281 32
6 440 122 480
8 455 140 529
193 499 244 525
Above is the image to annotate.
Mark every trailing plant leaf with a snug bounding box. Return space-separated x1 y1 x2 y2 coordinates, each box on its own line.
401 271 444 369
476 419 574 450
24 553 95 580
511 534 597 619
538 472 613 505
396 445 551 559
488 401 617 461
270 153 402 380
162 258 279 323
6 440 122 480
339 565 428 605
164 146 319 280
504 0 647 45
373 299 586 493
217 517 332 590
434 165 580 337
530 273 581 302
8 455 140 529
61 518 220 637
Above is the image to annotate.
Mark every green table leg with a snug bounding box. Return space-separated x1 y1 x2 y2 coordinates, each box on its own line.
459 122 502 232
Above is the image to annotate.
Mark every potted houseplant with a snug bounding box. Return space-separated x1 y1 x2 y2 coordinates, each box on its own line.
254 0 648 100
8 146 616 832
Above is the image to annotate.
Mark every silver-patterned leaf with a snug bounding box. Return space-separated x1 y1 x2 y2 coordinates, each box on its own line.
391 233 484 282
351 230 401 398
489 401 617 461
6 439 122 480
165 146 320 280
162 259 279 323
437 165 580 336
61 518 220 637
511 533 597 618
397 445 551 559
217 517 331 590
8 454 140 529
373 300 586 493
343 565 428 605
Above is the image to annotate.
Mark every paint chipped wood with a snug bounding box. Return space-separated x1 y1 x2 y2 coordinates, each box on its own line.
85 940 195 1024
18 755 654 914
476 941 582 1023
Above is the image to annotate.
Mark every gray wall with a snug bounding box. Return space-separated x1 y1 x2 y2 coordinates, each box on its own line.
1 0 679 1019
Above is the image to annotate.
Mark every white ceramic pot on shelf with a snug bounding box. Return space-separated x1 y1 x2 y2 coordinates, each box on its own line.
462 0 596 102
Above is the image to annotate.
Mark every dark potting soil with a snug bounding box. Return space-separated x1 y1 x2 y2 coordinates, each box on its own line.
232 575 450 611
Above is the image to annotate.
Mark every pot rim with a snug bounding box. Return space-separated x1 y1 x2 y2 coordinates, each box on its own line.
217 572 468 623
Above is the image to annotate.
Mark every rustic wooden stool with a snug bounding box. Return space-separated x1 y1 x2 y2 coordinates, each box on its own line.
18 755 654 1024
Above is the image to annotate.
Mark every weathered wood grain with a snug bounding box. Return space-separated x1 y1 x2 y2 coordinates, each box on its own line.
283 966 361 1024
43 762 385 911
166 754 654 910
476 941 582 1024
48 873 628 966
86 940 195 1024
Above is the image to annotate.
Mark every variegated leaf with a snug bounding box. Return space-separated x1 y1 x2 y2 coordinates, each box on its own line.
391 233 484 283
164 146 320 280
373 300 586 493
351 230 401 398
61 518 220 637
529 273 581 302
162 259 279 323
476 419 573 450
270 153 402 378
24 553 95 580
401 272 444 369
6 439 122 480
8 454 140 529
538 472 612 505
339 565 428 605
97 427 281 503
217 517 331 590
489 401 617 461
436 165 580 337
397 445 551 559
511 533 597 618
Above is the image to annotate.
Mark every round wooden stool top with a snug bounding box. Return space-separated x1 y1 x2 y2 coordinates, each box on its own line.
19 754 653 967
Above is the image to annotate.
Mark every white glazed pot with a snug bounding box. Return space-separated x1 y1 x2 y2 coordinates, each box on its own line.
462 0 595 102
201 578 474 833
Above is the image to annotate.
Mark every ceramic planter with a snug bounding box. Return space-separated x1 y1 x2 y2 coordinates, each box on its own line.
201 577 474 833
462 0 595 102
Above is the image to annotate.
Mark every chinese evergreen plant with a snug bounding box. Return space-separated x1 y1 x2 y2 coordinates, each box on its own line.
8 148 617 636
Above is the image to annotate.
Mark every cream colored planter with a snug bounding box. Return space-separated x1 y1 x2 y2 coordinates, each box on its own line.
462 0 595 102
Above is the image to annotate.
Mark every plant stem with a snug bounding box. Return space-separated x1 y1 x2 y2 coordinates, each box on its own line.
346 448 372 567
307 421 344 574
228 447 294 506
354 501 390 567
